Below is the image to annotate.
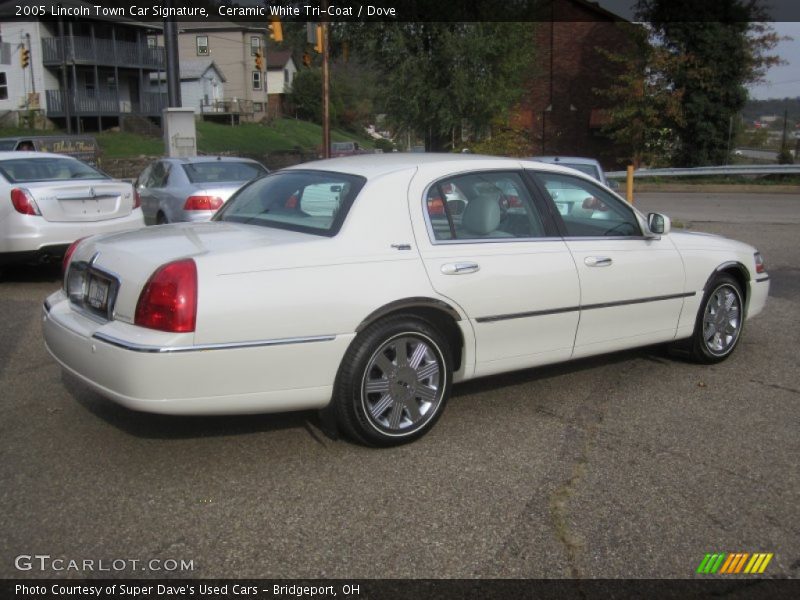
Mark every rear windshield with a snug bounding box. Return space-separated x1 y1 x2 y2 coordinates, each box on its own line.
214 170 366 237
0 157 108 183
0 140 18 151
181 161 267 184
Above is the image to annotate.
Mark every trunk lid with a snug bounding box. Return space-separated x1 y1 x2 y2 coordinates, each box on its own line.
70 222 325 323
25 180 135 223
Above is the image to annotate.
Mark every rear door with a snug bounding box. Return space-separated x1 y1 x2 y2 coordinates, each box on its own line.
410 168 581 379
529 170 687 358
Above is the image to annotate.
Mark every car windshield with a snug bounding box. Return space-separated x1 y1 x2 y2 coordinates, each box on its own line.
0 157 108 182
560 163 601 181
215 170 366 237
181 161 267 184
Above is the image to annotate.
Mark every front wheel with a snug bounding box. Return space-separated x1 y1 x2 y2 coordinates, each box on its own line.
333 316 452 446
688 274 744 363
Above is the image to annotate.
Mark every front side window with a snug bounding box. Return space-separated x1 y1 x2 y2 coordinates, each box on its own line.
0 157 108 183
252 71 262 90
531 172 641 237
215 170 366 237
196 36 209 56
424 171 547 241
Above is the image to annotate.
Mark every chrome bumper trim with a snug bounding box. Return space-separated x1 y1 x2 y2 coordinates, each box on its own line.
92 332 337 354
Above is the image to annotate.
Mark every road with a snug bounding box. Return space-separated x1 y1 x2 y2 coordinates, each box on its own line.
1 192 798 580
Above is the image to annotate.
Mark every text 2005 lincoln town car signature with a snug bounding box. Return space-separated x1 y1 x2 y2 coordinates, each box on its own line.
43 155 769 446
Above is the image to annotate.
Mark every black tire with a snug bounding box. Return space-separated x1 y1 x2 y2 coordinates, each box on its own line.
333 315 452 447
156 212 168 225
687 274 745 364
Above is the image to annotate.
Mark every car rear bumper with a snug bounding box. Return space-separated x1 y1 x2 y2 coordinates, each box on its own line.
0 209 145 255
43 290 352 415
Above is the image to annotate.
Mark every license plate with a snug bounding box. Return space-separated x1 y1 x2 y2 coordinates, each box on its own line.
86 274 110 312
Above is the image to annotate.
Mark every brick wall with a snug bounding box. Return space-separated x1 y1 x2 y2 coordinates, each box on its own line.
516 1 637 168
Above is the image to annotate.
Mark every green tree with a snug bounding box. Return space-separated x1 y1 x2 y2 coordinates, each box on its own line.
594 23 683 167
636 1 781 166
342 23 533 151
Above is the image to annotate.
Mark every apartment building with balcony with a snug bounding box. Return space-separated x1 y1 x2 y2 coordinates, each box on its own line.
0 13 165 132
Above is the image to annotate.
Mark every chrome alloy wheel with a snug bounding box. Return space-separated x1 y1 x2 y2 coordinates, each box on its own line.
360 333 444 435
702 284 742 355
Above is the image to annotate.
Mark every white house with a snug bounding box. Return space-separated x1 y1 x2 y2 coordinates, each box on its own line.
266 50 297 119
150 59 226 115
0 21 60 126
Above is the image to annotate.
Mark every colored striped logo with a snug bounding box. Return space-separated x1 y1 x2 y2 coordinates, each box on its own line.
696 553 773 574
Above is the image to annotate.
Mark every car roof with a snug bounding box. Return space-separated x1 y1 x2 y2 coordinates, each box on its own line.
530 156 603 167
164 156 262 164
0 151 85 160
286 153 592 180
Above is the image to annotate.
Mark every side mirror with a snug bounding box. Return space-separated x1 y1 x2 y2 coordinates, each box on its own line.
607 179 620 191
647 212 671 236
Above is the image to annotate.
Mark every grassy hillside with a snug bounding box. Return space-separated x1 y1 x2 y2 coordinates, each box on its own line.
1 118 374 159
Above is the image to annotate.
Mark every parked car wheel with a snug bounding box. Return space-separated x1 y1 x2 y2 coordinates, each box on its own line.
156 211 168 225
689 274 744 363
334 316 452 446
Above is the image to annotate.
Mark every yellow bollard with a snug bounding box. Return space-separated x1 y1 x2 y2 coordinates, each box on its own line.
626 165 634 204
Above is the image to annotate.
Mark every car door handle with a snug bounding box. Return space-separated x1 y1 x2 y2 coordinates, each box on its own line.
584 256 613 267
441 262 480 275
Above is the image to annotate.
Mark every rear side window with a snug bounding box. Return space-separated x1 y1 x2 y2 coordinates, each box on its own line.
0 157 107 183
182 161 267 184
425 171 547 241
215 169 366 237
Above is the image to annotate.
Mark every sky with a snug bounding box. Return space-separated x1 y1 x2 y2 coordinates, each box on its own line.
595 1 800 101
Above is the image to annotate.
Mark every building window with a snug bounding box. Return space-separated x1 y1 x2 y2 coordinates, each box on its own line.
284 68 290 84
252 71 262 90
0 72 7 100
253 102 264 112
250 36 261 56
196 36 209 56
147 35 157 49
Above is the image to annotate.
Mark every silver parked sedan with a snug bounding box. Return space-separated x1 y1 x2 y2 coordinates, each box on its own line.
136 156 268 225
0 151 143 267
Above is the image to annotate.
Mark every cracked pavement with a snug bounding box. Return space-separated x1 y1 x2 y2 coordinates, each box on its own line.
1 192 798 579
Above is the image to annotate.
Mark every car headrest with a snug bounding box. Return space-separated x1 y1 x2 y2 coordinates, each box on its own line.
462 192 501 236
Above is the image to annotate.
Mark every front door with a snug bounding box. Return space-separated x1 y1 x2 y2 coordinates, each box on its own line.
529 170 687 358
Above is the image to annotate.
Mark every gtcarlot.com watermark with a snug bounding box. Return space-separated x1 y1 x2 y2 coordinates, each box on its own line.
14 554 195 573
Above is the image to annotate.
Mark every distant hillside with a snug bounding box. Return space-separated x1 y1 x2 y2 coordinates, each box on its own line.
742 98 800 124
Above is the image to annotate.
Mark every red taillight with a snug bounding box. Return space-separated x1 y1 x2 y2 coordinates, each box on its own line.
133 188 141 209
62 237 87 278
184 195 223 211
135 259 197 333
10 188 41 215
754 252 767 274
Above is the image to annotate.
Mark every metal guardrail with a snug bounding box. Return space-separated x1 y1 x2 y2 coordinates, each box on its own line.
607 164 800 178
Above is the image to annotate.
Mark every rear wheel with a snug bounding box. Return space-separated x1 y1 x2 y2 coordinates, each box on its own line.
334 315 452 446
688 274 744 363
156 211 168 225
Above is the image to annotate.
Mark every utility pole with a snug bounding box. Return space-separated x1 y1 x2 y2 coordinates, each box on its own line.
163 0 181 107
321 8 330 158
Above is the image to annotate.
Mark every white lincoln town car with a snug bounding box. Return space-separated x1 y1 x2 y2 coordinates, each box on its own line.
43 154 769 446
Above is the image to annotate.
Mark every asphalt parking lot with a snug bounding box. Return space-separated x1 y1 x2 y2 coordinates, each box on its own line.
1 192 798 580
